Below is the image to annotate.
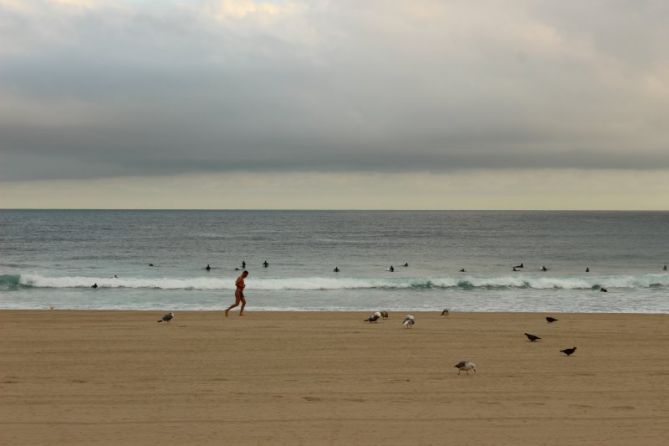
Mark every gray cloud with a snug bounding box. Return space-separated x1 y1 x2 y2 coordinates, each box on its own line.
1 0 668 181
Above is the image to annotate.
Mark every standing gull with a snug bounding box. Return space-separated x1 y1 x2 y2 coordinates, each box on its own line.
402 314 415 328
454 360 477 375
364 311 382 323
157 312 174 323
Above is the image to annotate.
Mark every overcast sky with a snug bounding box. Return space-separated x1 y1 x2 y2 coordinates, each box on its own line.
1 0 668 209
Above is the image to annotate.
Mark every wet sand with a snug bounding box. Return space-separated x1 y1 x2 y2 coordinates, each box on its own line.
1 311 668 445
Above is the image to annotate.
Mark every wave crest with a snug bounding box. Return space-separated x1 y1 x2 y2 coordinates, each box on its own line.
4 273 669 291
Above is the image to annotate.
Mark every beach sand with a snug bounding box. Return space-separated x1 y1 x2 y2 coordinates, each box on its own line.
1 311 668 445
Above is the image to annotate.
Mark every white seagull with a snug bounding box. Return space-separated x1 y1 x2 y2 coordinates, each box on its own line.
364 311 382 323
454 360 476 375
402 314 415 328
157 312 174 323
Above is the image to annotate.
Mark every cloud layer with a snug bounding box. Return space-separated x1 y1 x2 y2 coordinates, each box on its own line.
1 0 669 182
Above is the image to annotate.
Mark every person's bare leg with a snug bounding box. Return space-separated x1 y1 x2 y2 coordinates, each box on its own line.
239 297 246 316
225 301 239 317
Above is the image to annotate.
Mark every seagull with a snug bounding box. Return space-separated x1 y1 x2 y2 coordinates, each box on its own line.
560 346 577 356
380 311 389 319
454 360 477 375
157 312 174 323
364 311 382 323
402 314 415 328
441 309 450 317
546 316 558 323
525 332 541 342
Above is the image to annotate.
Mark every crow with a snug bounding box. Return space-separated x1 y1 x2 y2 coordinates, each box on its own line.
525 333 541 342
560 346 577 356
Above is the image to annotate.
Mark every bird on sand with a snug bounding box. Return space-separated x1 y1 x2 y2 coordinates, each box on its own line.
364 311 382 323
157 312 174 323
546 316 558 323
441 309 450 317
380 311 389 319
560 346 577 356
525 332 541 342
454 360 477 375
402 314 415 328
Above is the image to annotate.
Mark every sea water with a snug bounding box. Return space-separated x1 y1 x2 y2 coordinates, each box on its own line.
1 210 668 313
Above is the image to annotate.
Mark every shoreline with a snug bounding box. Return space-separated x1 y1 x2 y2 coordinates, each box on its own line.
2 311 668 445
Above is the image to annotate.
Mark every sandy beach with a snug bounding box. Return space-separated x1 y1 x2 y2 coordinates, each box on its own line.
1 310 668 445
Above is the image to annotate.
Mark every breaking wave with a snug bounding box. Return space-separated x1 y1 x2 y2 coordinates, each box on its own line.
3 273 669 291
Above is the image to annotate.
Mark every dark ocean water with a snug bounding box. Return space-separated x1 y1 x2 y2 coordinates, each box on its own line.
1 210 668 312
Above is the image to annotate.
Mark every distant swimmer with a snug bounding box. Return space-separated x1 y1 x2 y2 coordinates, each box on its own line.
91 283 98 289
513 263 524 269
263 260 269 268
541 266 548 272
225 270 249 317
560 346 577 357
148 263 155 267
664 265 667 271
333 266 340 273
113 274 118 278
157 312 174 323
205 264 211 271
389 266 395 272
512 267 518 272
441 309 449 317
524 333 541 342
241 260 246 269
403 262 409 267
546 316 558 323
585 267 590 273
600 287 608 292
459 268 466 272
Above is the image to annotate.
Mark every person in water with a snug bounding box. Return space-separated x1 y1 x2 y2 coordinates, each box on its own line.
225 271 249 317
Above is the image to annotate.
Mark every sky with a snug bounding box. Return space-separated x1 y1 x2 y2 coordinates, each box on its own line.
0 0 668 209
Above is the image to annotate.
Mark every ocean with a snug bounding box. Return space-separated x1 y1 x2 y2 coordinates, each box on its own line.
1 210 668 313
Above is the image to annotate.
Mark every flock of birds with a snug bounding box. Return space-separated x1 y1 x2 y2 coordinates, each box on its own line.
357 309 577 375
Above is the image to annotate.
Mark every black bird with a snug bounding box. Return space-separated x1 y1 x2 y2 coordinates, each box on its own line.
333 266 340 273
546 316 558 323
560 346 577 356
525 332 541 342
441 309 450 317
91 283 98 289
157 312 174 323
205 264 211 271
600 287 608 292
263 260 269 268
